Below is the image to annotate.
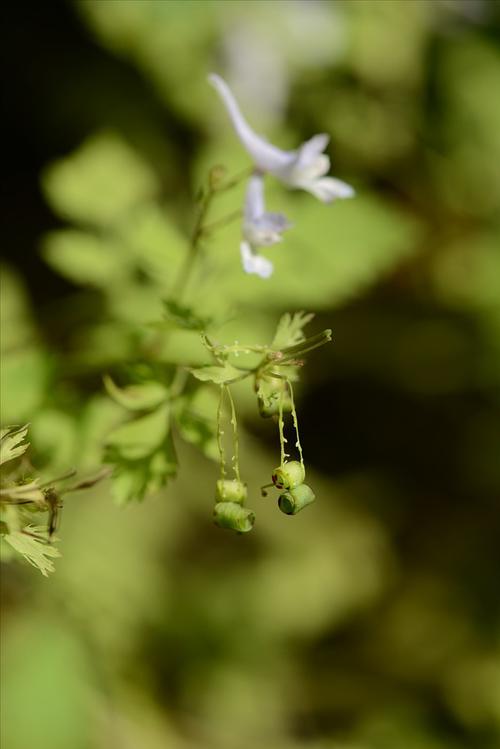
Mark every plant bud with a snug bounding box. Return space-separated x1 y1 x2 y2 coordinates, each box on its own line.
278 484 315 515
215 479 247 504
272 461 305 490
213 501 255 533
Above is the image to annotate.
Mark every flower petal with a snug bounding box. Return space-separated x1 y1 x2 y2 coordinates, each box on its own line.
240 241 274 278
244 173 265 222
295 133 330 171
208 74 295 173
301 176 355 203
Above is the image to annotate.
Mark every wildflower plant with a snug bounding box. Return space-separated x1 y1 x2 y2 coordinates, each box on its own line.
1 73 357 571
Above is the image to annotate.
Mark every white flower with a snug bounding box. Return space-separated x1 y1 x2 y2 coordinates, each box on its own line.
240 173 291 279
209 73 355 203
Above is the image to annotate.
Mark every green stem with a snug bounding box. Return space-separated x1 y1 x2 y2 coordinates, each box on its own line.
278 392 288 467
217 385 226 480
225 385 241 482
287 378 304 468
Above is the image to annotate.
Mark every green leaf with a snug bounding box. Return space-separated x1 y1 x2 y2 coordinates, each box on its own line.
103 375 168 411
174 386 219 461
109 433 177 504
190 363 244 384
3 527 61 576
0 347 52 424
0 425 30 466
271 311 314 350
163 299 212 331
42 230 130 287
41 132 158 226
105 403 169 460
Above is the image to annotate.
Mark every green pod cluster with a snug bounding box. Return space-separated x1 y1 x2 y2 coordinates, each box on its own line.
272 461 305 491
215 479 247 504
213 501 255 533
278 484 316 515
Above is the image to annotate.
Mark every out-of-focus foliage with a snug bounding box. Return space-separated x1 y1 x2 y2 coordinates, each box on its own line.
2 1 500 748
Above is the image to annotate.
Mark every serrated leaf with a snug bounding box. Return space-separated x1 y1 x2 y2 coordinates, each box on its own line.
190 363 243 384
0 425 30 466
105 403 169 460
3 527 61 576
41 132 158 226
103 375 168 411
271 311 314 350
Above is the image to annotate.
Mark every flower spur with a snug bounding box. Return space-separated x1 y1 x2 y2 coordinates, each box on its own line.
209 73 355 203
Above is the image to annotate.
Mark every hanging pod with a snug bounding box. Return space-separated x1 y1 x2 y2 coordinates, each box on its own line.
213 501 255 533
272 460 305 491
215 478 247 504
278 483 316 515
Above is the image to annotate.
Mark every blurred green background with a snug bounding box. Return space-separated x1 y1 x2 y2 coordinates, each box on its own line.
1 1 500 747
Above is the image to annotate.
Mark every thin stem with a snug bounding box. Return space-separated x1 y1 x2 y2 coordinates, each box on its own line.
278 392 288 467
173 166 251 301
225 385 240 482
200 209 242 238
217 385 226 480
287 378 304 468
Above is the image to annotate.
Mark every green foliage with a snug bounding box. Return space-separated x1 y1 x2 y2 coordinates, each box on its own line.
174 386 219 461
190 363 243 384
105 403 177 503
2 527 61 577
271 311 314 350
41 132 158 226
0 425 30 466
103 375 169 411
163 299 213 331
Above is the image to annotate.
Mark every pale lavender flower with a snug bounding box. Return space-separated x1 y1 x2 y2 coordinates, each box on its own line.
240 173 291 279
208 73 354 203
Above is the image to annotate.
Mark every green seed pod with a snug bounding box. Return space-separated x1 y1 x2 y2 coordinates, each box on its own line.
278 484 316 515
215 479 248 504
272 461 305 490
213 501 255 533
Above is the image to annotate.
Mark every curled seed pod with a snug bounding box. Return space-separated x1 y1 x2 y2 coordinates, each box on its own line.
278 484 315 515
272 461 305 491
213 501 255 533
215 479 247 504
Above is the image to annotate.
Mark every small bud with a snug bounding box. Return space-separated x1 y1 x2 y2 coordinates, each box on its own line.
209 164 227 190
215 479 247 504
278 484 315 515
213 501 255 533
272 461 305 490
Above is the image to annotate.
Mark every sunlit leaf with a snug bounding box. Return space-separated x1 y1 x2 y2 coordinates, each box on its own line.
42 230 130 287
271 311 314 350
190 363 244 384
174 386 219 461
3 527 61 576
105 403 169 461
0 425 30 466
42 132 158 226
103 375 168 411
